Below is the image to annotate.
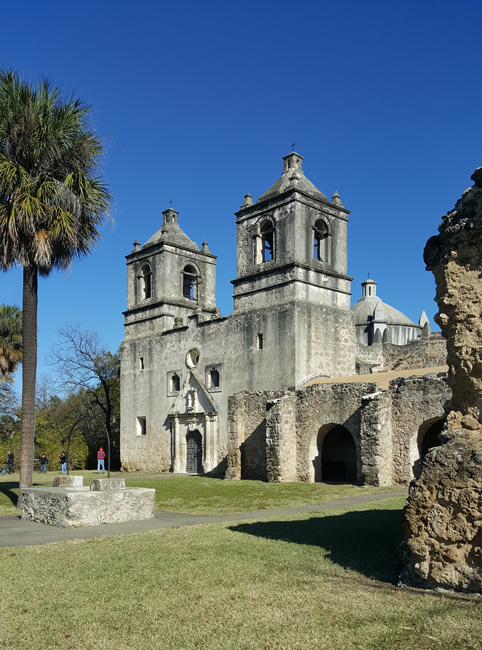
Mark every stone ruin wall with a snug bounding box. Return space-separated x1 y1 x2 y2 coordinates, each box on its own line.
355 331 446 375
292 383 377 483
401 168 482 592
229 373 450 488
389 373 450 484
382 332 446 371
226 390 287 481
358 390 393 486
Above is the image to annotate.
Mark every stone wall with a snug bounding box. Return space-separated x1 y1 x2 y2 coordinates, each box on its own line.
382 331 447 372
293 383 378 483
230 373 450 487
355 331 446 375
390 373 450 485
226 391 287 480
266 395 297 482
401 168 482 592
359 390 392 486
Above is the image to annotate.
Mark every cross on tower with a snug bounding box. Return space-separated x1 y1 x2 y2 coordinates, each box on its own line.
169 199 173 208
367 272 371 279
291 142 296 152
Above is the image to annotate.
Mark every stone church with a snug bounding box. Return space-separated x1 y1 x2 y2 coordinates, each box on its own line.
120 152 448 485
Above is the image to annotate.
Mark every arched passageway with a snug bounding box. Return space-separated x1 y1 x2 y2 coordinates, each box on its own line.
418 418 445 461
413 417 444 477
313 425 358 483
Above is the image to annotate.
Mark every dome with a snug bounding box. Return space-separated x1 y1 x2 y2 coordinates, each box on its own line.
351 298 417 327
351 278 418 327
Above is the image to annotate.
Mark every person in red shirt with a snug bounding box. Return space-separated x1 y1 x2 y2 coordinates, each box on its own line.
97 447 106 473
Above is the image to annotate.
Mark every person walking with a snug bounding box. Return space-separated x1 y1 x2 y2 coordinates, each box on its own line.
1 463 5 475
60 452 67 474
40 454 48 474
6 451 14 474
97 447 106 474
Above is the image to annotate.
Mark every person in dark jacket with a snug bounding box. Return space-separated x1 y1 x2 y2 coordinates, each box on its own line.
6 451 14 474
40 455 48 474
60 452 67 474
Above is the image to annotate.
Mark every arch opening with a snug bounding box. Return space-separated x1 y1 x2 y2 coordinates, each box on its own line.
182 265 198 301
313 424 357 483
413 417 444 477
314 219 329 261
260 220 274 262
140 264 152 300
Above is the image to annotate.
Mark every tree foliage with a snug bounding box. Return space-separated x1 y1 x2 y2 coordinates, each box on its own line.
0 70 111 495
49 325 120 471
0 304 22 376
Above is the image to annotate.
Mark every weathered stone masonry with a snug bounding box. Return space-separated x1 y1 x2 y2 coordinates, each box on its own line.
228 373 449 486
401 168 482 593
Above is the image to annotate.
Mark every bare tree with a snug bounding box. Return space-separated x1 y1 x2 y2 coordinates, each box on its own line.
49 324 120 476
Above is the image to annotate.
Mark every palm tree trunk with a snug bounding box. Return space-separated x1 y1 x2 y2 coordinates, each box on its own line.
18 264 38 508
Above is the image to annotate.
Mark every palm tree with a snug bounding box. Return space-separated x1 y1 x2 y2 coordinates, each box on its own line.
0 304 22 377
0 71 111 500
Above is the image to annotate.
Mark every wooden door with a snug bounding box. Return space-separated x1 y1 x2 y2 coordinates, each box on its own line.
186 430 202 473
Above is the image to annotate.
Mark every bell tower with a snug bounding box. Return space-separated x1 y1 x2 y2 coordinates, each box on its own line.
231 152 355 379
232 152 352 311
124 208 218 334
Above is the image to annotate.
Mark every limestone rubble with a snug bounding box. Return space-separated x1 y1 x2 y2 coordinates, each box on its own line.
400 168 482 591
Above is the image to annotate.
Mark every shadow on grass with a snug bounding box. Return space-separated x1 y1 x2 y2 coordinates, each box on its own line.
0 481 19 507
229 508 403 583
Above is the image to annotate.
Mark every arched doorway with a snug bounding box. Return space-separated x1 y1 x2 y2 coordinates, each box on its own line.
186 430 202 474
413 418 444 478
420 419 444 460
313 425 358 483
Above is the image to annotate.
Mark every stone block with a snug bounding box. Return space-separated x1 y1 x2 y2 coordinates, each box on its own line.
91 478 126 491
52 475 84 489
21 485 155 528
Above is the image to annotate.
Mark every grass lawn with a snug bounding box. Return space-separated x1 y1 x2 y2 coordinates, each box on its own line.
0 471 401 516
1 496 480 650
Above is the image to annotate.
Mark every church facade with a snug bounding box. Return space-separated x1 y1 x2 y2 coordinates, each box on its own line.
120 152 447 483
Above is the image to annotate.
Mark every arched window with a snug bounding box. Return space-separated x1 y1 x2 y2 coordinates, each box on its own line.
171 373 180 392
313 219 329 261
208 369 220 388
182 265 198 301
140 264 152 300
260 220 275 262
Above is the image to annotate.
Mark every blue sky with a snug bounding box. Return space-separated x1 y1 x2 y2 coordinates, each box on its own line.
2 0 481 385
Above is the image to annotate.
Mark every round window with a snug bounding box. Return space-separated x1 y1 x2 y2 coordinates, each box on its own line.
186 348 200 368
